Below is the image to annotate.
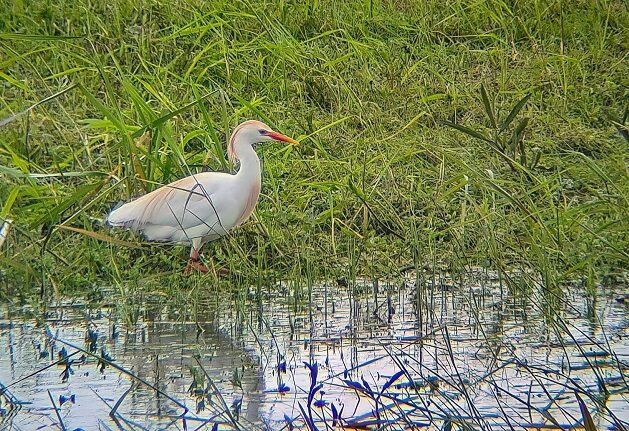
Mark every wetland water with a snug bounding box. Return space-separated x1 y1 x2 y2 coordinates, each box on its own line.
1 272 627 430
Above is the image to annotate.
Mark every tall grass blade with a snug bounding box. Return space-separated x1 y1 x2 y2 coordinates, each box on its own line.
0 33 81 41
575 392 597 431
442 121 493 144
56 225 145 249
0 84 78 127
130 90 218 139
480 84 496 128
0 165 111 179
47 390 67 431
500 93 531 132
1 187 19 218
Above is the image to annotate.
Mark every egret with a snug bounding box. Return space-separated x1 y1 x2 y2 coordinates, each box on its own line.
105 120 298 274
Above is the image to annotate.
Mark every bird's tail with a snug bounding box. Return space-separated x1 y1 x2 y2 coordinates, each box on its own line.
105 201 142 229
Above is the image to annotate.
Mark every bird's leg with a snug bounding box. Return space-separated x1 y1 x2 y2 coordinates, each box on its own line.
184 247 209 275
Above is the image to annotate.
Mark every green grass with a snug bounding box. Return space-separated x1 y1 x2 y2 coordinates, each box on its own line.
0 0 627 299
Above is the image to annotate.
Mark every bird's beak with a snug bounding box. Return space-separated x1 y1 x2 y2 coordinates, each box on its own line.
267 131 299 145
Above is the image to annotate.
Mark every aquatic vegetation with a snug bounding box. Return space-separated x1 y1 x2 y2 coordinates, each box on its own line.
1 278 626 429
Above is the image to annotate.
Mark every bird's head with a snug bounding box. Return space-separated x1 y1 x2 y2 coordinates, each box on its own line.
228 120 299 163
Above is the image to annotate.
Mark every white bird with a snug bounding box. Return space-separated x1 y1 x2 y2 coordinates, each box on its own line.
105 120 299 274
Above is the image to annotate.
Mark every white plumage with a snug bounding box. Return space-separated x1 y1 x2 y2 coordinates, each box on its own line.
107 172 239 242
106 120 298 273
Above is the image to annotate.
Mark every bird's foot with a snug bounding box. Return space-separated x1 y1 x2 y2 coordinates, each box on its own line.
184 258 209 275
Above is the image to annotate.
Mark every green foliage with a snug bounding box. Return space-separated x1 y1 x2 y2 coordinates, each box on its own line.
0 0 627 298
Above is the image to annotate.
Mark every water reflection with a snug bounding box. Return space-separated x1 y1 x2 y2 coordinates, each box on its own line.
0 272 627 430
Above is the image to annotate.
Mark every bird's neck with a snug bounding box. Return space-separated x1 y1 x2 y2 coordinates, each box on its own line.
235 144 261 183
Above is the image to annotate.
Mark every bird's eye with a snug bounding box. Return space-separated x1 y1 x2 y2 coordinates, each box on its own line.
258 129 267 135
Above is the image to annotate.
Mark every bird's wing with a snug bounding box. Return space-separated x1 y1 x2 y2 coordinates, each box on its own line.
106 173 234 242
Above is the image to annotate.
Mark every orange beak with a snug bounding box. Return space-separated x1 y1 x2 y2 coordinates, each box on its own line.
266 131 299 145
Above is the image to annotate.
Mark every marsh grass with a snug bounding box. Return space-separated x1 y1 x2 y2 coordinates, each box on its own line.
0 0 626 283
1 269 626 429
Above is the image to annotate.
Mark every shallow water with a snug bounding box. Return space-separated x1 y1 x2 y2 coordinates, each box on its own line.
1 272 628 430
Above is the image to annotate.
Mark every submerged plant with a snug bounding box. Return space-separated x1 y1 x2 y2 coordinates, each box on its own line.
299 361 323 431
58 394 76 406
